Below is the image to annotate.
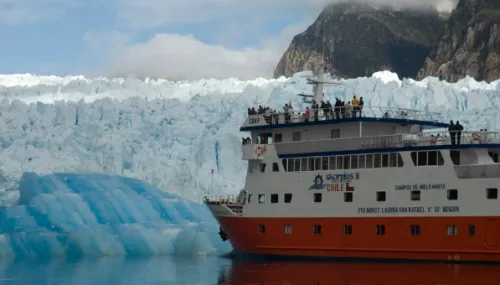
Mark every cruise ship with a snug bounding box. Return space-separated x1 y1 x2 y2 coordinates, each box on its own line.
203 66 500 262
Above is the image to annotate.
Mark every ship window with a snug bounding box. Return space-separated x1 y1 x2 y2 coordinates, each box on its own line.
487 188 498 199
287 159 293 173
410 225 420 236
411 190 420 201
260 163 266 172
376 224 386 235
313 193 322 203
447 189 458 200
248 194 253 203
282 159 287 172
428 151 438 166
329 157 336 170
411 152 417 165
313 224 322 235
258 224 265 233
343 155 350 169
388 153 396 167
437 151 444 165
301 158 308 171
284 224 292 235
272 163 279 172
447 225 458 236
373 154 381 168
308 158 315 171
344 192 353 202
294 159 300 172
331 129 340 139
417 151 427 166
322 157 329 170
351 155 358 169
284 193 293 203
315 158 321 171
489 152 499 163
397 153 404 167
336 156 343 169
366 154 373 168
292 132 301 141
382 154 389 167
359 155 366 168
258 194 265 203
274 133 282 143
376 191 386 202
270 194 279 203
343 225 352 235
468 225 475 236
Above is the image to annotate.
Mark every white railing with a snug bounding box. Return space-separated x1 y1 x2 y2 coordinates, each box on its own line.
244 105 444 127
262 131 500 155
204 195 240 205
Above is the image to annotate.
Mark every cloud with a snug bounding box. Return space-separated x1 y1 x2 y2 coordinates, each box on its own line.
97 28 307 80
0 0 79 25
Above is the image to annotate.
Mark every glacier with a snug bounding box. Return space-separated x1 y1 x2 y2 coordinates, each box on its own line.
0 71 499 201
0 70 499 259
0 172 232 259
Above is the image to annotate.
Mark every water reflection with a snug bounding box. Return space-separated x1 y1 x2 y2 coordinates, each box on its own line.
1 257 500 285
219 259 500 285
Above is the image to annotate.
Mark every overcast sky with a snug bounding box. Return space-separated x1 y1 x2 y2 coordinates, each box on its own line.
0 0 458 80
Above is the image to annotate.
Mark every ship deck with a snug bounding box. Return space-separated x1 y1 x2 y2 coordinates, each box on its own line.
241 105 448 131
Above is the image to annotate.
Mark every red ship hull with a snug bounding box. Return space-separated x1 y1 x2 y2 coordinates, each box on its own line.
218 215 500 262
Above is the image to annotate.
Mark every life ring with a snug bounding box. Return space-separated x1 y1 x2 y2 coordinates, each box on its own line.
472 133 481 142
255 145 267 157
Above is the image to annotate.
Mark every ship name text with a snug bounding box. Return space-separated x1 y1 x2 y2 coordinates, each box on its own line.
358 206 459 214
394 183 446 191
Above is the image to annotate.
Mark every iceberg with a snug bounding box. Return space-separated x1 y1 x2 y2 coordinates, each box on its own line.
0 172 232 259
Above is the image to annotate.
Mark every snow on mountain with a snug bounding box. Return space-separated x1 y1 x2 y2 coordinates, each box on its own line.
0 71 499 203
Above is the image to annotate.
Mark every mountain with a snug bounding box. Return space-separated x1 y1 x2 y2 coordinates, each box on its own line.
273 3 447 79
417 0 500 82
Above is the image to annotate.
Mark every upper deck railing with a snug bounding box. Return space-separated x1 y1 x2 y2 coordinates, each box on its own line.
242 105 445 129
249 130 500 157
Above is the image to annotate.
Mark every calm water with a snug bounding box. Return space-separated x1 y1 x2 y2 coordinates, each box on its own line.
1 256 500 285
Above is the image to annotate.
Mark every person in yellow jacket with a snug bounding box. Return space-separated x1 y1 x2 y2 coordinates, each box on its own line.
351 96 360 117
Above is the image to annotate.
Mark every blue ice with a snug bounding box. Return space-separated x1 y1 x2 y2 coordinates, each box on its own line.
0 172 232 260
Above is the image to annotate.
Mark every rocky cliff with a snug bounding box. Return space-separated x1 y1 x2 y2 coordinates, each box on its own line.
273 3 447 79
417 0 500 82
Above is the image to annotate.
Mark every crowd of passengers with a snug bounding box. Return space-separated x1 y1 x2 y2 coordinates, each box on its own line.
247 96 365 124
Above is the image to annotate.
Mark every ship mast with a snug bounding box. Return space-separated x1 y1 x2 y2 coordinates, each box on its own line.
298 37 340 106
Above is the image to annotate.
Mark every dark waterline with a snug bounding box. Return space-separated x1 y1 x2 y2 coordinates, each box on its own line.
1 255 500 285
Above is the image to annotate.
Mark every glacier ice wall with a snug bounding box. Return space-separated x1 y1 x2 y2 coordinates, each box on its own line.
0 172 232 259
0 71 499 200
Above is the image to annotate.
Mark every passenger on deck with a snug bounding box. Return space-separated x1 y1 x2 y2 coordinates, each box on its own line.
250 107 257 115
321 101 328 120
283 104 290 123
359 97 364 116
383 112 389 118
326 101 333 119
264 107 271 124
313 103 319 122
272 110 279 124
455 121 464 145
304 107 311 122
345 102 352 119
258 105 264 114
351 96 359 117
448 120 456 145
